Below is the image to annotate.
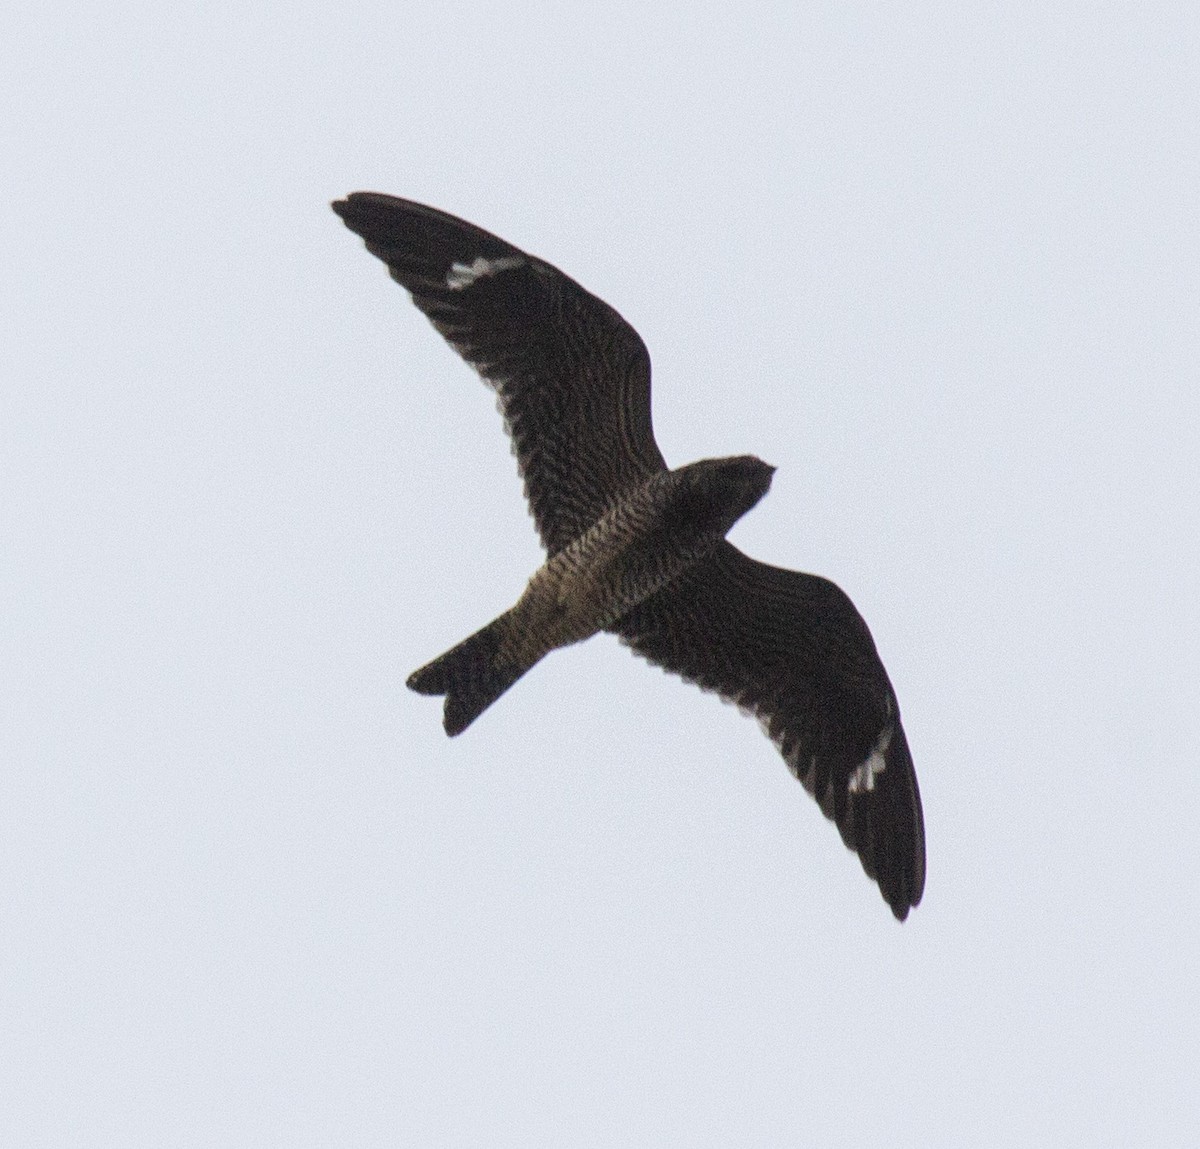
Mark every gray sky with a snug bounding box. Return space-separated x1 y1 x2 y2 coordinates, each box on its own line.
4 2 1198 1145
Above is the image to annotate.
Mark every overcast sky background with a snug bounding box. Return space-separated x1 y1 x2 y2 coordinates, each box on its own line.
4 2 1198 1145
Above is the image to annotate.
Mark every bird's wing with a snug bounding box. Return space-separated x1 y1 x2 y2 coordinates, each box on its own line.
610 541 925 920
333 193 667 554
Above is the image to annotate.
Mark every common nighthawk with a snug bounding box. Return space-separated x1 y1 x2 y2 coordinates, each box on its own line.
333 193 925 919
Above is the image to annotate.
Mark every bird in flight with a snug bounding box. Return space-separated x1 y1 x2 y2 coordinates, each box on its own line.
333 193 925 919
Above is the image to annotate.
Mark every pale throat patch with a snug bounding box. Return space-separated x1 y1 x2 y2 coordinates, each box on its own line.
446 255 525 290
849 724 893 794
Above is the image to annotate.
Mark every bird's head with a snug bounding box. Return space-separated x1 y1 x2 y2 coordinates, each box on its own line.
672 455 775 541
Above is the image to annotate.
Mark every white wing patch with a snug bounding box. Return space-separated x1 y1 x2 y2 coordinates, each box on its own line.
446 255 525 290
849 724 893 795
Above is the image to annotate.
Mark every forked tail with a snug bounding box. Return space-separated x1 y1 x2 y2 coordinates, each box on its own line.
406 612 531 736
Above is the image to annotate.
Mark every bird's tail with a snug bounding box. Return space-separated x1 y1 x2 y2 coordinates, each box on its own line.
406 611 533 736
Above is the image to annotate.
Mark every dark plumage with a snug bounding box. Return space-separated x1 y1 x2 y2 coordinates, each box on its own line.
333 193 926 920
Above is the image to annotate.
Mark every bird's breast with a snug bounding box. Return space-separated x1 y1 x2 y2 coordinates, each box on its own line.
518 472 724 652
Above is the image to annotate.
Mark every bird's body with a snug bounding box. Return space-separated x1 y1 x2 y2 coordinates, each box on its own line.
333 193 926 919
409 456 777 734
514 458 774 646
